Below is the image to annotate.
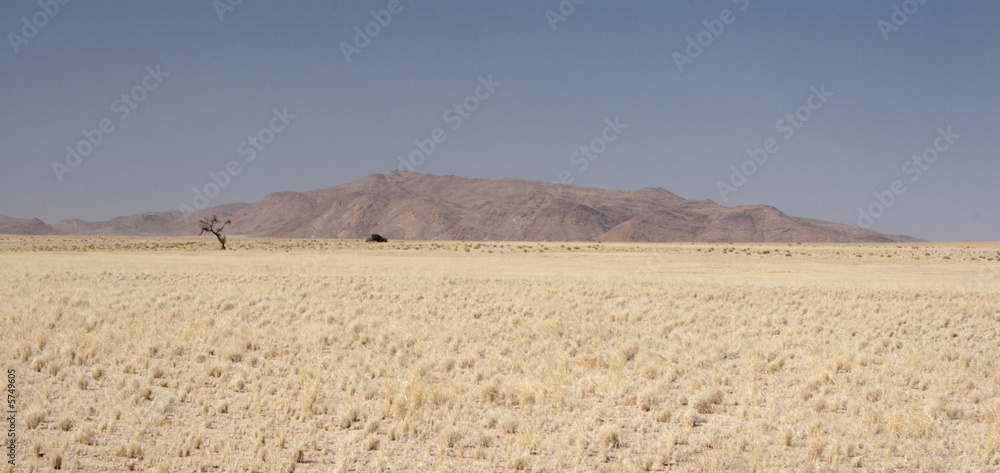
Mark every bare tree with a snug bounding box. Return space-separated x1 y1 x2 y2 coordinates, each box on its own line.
198 215 231 250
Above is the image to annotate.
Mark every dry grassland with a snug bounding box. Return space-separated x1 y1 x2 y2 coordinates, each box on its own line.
2 236 999 472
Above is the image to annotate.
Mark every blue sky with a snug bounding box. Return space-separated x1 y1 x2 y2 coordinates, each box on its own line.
1 1 997 241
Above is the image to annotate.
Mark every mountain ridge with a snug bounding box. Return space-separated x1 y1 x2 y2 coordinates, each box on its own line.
2 171 920 242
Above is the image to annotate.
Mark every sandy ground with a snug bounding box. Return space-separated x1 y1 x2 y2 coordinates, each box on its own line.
1 237 998 472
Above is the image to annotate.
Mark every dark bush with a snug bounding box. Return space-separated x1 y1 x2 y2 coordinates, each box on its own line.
366 234 388 243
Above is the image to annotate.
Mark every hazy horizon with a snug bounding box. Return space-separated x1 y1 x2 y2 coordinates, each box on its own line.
2 1 997 241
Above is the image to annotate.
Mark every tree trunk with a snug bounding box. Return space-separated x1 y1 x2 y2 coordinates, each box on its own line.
213 232 226 250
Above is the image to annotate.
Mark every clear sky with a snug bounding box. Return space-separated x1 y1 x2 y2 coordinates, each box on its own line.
1 1 997 241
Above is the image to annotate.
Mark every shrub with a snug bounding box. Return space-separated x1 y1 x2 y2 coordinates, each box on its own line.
366 234 388 243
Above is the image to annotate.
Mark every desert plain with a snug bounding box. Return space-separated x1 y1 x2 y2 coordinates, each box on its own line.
1 236 999 472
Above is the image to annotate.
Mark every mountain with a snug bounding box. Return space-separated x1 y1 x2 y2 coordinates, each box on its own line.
0 216 61 235
2 171 919 242
49 203 247 237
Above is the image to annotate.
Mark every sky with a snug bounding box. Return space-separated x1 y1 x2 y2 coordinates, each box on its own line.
1 1 997 242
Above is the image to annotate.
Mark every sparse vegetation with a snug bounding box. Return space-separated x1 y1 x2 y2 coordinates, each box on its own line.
197 215 231 250
1 237 998 471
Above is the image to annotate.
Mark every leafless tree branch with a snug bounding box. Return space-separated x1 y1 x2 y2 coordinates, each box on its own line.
198 215 231 250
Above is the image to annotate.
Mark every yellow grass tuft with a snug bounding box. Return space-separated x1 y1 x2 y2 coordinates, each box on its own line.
1 237 998 471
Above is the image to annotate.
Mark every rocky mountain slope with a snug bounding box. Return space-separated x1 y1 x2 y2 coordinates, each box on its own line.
2 172 919 242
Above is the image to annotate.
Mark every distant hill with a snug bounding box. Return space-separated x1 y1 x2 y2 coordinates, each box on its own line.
0 215 61 235
2 171 919 243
